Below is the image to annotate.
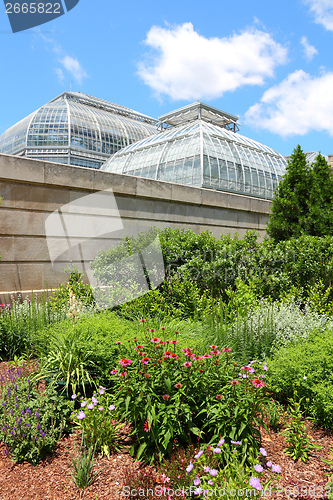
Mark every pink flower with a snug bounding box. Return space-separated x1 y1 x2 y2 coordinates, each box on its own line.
210 345 218 349
163 351 172 357
135 345 144 350
222 348 232 352
162 395 170 400
170 353 178 359
210 350 221 355
216 394 223 400
184 352 195 357
259 447 267 457
77 411 85 419
254 464 263 473
151 338 161 343
249 477 262 491
201 354 211 359
183 362 192 368
251 379 265 388
139 319 147 323
143 420 149 432
160 326 166 330
110 368 118 375
230 380 239 386
115 341 122 345
169 340 179 344
119 358 132 367
140 357 151 365
175 383 182 389
186 463 193 473
272 464 281 473
266 461 272 467
119 372 128 377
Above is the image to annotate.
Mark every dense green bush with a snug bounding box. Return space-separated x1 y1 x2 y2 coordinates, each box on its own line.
268 330 333 428
92 228 333 314
49 267 95 312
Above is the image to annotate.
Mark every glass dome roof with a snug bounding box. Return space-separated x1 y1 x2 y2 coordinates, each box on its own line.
0 92 158 169
102 102 287 200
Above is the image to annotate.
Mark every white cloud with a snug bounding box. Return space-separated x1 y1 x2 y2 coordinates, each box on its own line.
300 36 318 60
304 0 333 30
244 70 333 137
60 55 87 85
138 23 288 101
55 68 65 84
35 29 88 85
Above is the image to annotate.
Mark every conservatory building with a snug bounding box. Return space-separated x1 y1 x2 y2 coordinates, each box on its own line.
102 102 287 200
0 92 158 169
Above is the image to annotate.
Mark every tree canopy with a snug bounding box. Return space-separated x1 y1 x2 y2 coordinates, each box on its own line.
267 145 333 241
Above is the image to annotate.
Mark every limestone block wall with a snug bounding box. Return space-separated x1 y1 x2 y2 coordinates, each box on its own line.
0 153 272 300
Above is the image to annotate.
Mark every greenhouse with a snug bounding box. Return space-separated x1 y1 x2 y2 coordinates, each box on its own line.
102 102 287 200
0 92 158 169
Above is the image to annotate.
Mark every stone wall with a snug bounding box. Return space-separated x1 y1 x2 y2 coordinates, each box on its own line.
0 153 272 300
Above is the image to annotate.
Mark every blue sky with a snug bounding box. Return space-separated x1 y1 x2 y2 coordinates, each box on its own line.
1 0 333 156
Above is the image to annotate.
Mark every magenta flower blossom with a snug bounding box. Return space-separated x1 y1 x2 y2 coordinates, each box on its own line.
71 394 77 399
272 464 281 473
208 480 213 486
183 362 192 368
91 397 98 405
193 478 201 486
98 406 104 411
81 401 87 407
186 463 194 473
87 403 94 410
77 411 85 420
151 338 161 343
259 447 267 457
110 369 118 375
98 386 106 395
203 466 210 472
213 448 221 453
266 461 272 467
254 464 263 473
109 405 115 411
251 378 265 388
249 477 262 491
194 450 204 459
119 358 132 367
141 357 151 365
209 469 218 476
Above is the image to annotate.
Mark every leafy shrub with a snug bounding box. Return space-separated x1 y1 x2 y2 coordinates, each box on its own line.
49 267 95 312
268 330 333 428
0 368 72 464
109 329 268 463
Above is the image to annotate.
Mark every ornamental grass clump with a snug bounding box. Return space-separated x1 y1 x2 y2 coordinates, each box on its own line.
72 386 123 458
0 369 72 464
110 325 269 463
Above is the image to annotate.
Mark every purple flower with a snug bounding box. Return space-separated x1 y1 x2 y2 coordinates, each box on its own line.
36 411 40 420
194 450 204 459
193 488 203 496
87 403 94 410
263 363 268 371
109 405 115 411
4 449 8 456
208 480 213 486
266 461 272 467
91 397 98 405
203 466 210 472
10 430 15 436
259 447 267 457
98 406 104 411
209 469 218 476
22 433 25 438
98 386 106 395
26 423 30 428
77 411 85 420
35 436 38 441
254 464 263 473
21 410 25 415
186 463 193 473
193 478 201 486
231 440 241 445
249 477 262 491
218 439 225 446
81 401 87 407
2 402 6 407
40 430 45 437
272 464 281 473
71 394 77 400
213 448 221 453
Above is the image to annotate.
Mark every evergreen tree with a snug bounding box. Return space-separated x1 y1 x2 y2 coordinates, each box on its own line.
267 146 333 241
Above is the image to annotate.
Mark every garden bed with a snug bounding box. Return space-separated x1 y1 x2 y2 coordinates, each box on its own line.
0 357 333 500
